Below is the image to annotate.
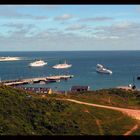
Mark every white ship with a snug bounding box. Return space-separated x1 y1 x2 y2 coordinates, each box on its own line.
96 64 112 74
29 60 47 67
52 61 72 69
0 57 21 62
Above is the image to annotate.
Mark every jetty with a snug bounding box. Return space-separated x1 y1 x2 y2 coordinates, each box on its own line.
0 75 74 86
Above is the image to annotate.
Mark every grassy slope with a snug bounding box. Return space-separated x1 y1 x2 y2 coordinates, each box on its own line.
0 85 140 135
59 89 140 109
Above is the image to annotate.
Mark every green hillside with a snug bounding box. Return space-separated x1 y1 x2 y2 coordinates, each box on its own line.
0 85 140 135
61 89 140 109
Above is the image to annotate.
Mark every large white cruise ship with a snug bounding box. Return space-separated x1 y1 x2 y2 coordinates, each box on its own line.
96 64 112 74
29 60 47 67
52 61 72 69
0 57 21 62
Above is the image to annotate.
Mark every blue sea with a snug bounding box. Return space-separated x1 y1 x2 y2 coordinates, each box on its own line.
0 51 140 91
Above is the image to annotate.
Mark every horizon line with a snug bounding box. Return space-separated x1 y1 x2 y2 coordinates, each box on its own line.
0 50 140 52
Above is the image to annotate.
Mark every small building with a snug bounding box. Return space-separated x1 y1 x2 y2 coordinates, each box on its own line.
18 87 53 94
71 86 90 92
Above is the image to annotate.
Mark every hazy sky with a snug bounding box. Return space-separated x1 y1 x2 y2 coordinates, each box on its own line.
0 5 140 51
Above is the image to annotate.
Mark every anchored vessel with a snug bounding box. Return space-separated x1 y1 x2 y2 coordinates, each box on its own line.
29 60 47 67
0 57 21 62
96 64 112 74
52 61 72 69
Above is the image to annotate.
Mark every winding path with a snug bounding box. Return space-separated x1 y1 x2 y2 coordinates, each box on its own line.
124 124 138 135
56 98 140 135
64 99 140 121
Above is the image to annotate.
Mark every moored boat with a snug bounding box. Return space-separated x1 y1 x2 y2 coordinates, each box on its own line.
96 64 112 74
52 60 72 69
0 57 21 62
29 60 47 67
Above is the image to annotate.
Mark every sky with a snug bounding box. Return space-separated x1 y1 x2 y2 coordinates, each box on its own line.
0 5 140 51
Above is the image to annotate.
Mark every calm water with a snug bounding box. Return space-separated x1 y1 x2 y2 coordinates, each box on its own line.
0 51 140 91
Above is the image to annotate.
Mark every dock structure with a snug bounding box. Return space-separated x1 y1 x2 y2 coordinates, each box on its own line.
1 75 74 86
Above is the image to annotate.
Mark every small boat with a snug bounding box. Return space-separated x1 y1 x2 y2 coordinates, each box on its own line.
137 76 140 80
52 60 72 69
29 60 47 67
0 57 21 62
96 64 112 74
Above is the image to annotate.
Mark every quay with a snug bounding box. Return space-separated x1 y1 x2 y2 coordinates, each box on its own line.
0 75 74 86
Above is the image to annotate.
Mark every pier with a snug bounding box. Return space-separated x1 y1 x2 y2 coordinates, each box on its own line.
0 75 74 86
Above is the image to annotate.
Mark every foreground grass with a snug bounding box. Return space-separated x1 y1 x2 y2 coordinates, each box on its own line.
0 85 140 135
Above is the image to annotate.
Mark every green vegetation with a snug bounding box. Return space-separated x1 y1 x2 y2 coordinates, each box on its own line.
0 85 140 135
61 89 140 109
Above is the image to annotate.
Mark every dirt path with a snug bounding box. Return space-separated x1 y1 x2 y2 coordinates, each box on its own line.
56 98 140 135
64 99 140 121
124 124 138 135
95 119 104 135
108 97 111 104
